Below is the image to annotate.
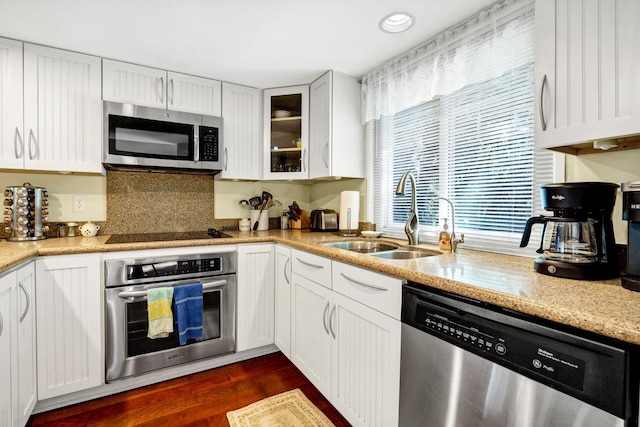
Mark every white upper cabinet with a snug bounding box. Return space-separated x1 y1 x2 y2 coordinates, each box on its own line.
0 40 102 173
535 0 640 151
309 71 364 179
23 44 102 173
102 60 166 108
0 38 24 170
219 82 262 180
102 59 222 116
167 71 222 116
263 85 309 180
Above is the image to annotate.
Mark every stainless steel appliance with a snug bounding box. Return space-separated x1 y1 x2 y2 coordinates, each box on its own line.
3 183 49 241
104 250 236 382
520 182 619 279
310 209 338 231
103 101 223 173
622 181 640 292
400 283 639 427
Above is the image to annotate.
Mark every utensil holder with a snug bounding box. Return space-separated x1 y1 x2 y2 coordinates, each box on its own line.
250 209 269 231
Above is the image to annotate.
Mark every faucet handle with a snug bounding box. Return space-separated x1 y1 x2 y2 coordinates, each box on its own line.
451 233 464 253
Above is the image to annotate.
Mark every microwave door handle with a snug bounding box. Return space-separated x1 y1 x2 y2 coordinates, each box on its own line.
117 279 228 299
194 128 200 162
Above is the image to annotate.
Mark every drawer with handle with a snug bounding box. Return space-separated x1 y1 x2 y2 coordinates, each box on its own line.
291 248 332 288
332 261 403 319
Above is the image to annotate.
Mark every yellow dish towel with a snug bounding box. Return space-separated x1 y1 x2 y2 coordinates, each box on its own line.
147 287 174 339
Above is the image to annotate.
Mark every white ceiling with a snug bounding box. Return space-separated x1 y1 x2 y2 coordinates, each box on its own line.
0 0 497 88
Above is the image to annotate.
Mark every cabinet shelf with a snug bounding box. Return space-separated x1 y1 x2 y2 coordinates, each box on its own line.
271 147 301 153
272 116 302 122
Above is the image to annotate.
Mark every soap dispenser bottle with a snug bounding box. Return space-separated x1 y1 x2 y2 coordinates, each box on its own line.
439 218 452 251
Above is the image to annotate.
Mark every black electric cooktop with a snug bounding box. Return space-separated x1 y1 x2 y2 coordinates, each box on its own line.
105 228 231 244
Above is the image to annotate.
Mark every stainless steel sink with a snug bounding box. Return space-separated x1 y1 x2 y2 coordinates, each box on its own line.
320 240 398 253
370 249 440 259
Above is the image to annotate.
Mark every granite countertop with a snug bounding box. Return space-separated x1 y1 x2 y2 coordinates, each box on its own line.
1 230 639 346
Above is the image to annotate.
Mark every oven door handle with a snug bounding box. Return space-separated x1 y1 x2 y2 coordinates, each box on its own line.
117 279 228 299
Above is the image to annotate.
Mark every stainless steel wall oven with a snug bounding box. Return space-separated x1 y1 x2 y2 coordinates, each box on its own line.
105 251 236 382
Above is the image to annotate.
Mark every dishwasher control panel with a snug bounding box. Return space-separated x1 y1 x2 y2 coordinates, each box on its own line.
414 297 589 392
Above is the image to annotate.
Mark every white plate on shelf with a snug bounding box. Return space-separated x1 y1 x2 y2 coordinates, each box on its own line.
361 231 382 238
273 110 292 118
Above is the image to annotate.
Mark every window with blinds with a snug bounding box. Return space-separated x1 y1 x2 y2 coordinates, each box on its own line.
371 1 554 254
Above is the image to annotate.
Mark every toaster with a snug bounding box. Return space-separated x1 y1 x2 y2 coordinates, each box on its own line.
310 209 339 231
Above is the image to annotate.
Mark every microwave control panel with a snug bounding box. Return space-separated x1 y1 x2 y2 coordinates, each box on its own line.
199 126 219 161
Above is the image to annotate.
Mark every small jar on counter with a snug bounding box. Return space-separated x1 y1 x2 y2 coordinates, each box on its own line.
239 218 251 232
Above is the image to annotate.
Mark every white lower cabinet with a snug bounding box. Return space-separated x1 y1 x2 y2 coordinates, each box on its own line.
274 245 292 358
36 254 102 400
0 261 35 427
330 292 400 427
236 244 275 351
0 270 17 426
291 273 333 395
290 252 402 427
16 263 36 426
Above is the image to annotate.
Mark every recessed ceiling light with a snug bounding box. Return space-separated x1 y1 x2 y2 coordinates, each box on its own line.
379 12 415 33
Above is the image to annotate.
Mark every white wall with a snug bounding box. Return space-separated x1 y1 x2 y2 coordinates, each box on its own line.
565 150 640 244
213 178 367 221
0 171 106 222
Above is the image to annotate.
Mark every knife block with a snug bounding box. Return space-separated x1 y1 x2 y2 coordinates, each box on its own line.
291 210 310 229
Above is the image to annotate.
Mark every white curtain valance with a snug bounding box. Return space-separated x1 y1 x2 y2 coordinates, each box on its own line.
361 0 534 124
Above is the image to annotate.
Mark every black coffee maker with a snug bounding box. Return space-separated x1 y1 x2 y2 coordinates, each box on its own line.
520 182 619 280
622 181 640 291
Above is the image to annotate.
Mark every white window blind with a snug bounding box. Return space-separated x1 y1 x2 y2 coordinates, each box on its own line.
370 0 554 254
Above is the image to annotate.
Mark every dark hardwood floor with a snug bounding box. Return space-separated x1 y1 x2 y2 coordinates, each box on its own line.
29 352 351 426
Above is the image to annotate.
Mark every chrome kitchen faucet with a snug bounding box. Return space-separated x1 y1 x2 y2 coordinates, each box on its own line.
395 171 420 245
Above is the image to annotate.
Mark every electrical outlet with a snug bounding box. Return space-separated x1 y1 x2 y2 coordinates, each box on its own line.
72 195 86 212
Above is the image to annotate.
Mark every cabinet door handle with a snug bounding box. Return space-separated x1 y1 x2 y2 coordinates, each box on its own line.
224 147 228 171
284 257 290 284
340 272 388 292
0 311 3 337
14 127 23 160
540 74 548 131
28 129 38 160
18 281 30 323
302 148 307 172
158 76 164 104
322 142 329 168
169 78 174 106
296 257 324 270
328 304 336 339
322 302 330 335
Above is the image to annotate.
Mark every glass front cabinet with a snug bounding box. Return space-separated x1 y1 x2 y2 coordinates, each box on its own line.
263 86 309 180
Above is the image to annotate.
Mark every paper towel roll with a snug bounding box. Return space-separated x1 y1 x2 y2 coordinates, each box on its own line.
339 191 360 230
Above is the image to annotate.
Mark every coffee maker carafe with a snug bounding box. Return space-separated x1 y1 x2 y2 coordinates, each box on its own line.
520 182 619 280
622 181 640 291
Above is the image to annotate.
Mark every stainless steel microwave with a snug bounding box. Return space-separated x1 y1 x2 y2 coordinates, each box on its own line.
103 101 223 173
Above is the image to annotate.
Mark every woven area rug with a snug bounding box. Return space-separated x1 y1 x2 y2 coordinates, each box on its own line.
226 389 336 427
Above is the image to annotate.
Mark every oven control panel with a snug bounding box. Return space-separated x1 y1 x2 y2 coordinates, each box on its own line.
126 257 221 280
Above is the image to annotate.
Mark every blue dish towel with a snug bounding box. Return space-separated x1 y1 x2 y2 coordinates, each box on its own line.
173 283 203 345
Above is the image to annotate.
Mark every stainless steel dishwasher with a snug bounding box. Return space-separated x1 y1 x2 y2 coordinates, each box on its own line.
400 282 639 427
